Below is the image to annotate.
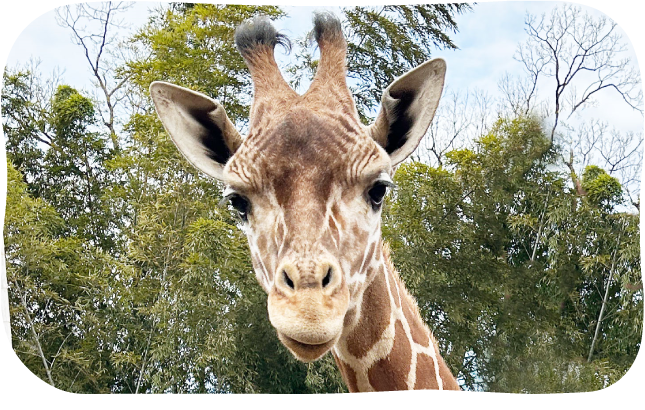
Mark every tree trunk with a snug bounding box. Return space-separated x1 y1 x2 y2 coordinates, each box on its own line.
587 236 621 363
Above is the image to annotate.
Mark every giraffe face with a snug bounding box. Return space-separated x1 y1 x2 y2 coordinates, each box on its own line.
150 13 446 365
222 108 393 361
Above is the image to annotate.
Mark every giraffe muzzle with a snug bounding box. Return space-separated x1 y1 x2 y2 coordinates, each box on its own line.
267 260 350 362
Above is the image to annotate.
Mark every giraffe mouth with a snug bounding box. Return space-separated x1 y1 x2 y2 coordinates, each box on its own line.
278 333 339 362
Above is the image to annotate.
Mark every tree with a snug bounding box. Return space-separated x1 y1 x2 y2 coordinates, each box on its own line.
43 85 117 248
383 116 641 392
2 64 61 185
564 119 643 209
501 3 643 212
4 160 131 392
514 4 642 141
3 68 120 251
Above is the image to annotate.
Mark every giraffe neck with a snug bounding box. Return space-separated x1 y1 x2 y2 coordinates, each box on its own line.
332 241 460 392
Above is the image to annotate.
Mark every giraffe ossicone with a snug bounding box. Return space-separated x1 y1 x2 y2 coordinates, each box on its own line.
150 12 460 392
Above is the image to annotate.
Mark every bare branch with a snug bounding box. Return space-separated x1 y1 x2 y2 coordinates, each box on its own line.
55 2 135 150
498 71 546 117
420 87 487 167
515 4 642 143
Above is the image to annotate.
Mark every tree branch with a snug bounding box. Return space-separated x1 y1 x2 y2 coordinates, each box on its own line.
15 281 55 387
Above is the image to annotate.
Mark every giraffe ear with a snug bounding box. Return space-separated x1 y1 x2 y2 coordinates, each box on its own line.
150 81 243 180
367 58 446 166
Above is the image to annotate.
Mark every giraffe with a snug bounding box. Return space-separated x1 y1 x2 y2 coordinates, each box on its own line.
149 13 460 392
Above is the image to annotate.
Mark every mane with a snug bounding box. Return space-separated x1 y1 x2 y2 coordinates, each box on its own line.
382 241 432 335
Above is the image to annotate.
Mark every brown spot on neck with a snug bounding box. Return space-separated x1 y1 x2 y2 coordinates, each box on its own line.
345 266 390 358
367 320 411 391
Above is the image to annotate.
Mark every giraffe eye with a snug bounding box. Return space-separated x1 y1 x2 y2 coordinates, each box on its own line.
228 194 250 221
367 182 388 210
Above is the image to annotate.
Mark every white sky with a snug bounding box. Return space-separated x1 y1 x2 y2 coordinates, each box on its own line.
1 1 644 136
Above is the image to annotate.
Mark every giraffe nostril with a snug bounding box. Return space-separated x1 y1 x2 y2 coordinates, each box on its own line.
283 271 295 290
322 267 332 288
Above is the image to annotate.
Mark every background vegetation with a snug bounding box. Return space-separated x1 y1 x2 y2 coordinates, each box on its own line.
2 2 642 393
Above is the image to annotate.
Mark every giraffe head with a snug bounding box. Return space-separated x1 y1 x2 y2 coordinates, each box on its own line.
150 13 445 362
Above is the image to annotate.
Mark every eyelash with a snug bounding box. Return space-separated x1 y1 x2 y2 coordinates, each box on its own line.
225 193 251 222
366 180 395 210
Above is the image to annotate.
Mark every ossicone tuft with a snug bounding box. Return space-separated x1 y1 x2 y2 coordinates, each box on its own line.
311 11 344 45
235 16 291 56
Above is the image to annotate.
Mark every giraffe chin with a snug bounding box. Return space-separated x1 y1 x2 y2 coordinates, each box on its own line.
277 332 339 362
